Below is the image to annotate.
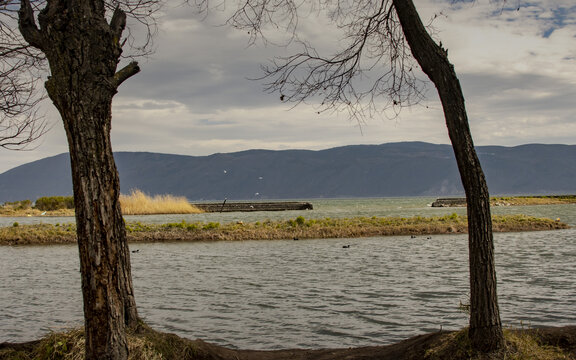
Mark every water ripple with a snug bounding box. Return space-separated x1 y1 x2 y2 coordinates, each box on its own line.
1 200 575 350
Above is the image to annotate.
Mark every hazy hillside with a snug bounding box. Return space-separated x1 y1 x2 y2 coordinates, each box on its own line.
1 142 575 202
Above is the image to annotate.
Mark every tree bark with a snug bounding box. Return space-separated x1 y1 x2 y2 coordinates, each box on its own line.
392 0 504 352
19 0 139 358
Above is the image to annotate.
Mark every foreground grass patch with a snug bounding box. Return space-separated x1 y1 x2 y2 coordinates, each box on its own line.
0 325 192 360
1 325 573 360
0 214 568 246
426 327 572 360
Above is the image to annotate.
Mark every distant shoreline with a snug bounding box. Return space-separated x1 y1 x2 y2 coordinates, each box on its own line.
432 195 576 207
2 195 575 217
0 214 569 246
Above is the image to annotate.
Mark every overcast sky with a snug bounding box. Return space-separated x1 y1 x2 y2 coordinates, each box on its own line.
1 0 575 173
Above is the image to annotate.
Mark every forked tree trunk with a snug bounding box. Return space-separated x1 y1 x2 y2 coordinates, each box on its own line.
19 0 140 358
392 0 505 352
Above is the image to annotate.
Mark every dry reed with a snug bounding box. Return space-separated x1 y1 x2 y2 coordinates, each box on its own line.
119 189 202 215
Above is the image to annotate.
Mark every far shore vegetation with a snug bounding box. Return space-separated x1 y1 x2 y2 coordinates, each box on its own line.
491 195 576 206
0 190 202 217
1 194 574 218
0 213 568 246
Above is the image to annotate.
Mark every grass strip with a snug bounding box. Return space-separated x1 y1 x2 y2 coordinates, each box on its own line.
492 195 576 206
0 214 568 246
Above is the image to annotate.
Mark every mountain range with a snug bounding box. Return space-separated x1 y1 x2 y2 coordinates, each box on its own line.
0 142 575 202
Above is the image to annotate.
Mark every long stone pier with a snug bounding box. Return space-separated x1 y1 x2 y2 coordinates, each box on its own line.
193 201 313 213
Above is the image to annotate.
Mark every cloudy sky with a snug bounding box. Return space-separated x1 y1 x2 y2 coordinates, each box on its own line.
1 0 575 173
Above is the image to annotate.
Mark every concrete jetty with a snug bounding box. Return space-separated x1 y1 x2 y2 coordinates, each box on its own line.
431 198 467 207
194 201 313 213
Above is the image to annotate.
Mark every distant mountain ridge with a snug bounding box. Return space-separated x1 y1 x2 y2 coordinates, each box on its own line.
0 142 575 202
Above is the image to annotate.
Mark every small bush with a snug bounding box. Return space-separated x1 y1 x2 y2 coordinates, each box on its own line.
35 196 74 211
3 199 33 210
187 223 199 231
203 222 220 230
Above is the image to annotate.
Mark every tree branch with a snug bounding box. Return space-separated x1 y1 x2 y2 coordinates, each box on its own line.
110 6 127 40
18 0 45 50
0 109 49 150
113 61 140 88
251 0 422 121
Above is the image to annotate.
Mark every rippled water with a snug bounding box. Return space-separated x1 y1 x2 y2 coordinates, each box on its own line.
1 198 575 349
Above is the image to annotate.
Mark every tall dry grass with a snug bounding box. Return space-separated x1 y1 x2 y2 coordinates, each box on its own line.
425 327 571 360
120 189 202 215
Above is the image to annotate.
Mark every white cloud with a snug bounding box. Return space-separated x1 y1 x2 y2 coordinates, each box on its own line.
1 0 575 173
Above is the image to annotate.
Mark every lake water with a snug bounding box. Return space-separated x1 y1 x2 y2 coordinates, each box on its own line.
1 197 575 349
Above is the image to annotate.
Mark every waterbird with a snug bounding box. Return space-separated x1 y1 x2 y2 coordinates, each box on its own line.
342 245 351 249
131 249 140 253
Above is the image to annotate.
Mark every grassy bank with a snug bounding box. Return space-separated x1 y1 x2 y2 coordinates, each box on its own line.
492 195 576 206
0 214 568 246
0 208 75 217
1 323 574 359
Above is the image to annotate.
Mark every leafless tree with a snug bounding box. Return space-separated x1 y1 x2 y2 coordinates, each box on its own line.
0 5 47 149
198 0 505 353
5 0 161 357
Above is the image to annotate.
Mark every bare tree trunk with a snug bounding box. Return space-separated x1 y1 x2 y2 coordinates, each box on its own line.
392 0 504 352
64 105 136 359
19 0 140 358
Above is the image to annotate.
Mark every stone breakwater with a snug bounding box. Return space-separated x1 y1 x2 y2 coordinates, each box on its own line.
193 201 313 212
431 198 467 207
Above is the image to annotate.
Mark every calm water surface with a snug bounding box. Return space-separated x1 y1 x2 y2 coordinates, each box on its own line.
1 198 575 349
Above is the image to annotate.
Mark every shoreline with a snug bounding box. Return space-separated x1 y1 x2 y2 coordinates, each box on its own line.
1 324 575 359
0 214 569 246
432 195 576 207
1 195 575 217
